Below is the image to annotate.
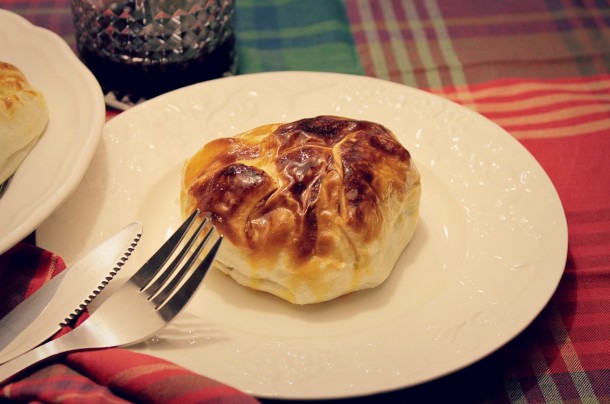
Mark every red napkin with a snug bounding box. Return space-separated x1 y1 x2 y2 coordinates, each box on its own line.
0 244 259 403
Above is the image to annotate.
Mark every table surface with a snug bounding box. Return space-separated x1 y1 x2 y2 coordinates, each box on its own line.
1 1 609 403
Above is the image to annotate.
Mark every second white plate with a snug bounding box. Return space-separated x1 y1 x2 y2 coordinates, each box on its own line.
0 10 105 253
37 71 567 399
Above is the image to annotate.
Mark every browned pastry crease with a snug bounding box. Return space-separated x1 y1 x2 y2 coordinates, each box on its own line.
181 115 421 304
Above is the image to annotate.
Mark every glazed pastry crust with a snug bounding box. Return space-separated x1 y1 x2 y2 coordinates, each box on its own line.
0 62 48 183
181 115 421 304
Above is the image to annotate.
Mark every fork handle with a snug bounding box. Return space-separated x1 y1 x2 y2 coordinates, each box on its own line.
0 328 98 384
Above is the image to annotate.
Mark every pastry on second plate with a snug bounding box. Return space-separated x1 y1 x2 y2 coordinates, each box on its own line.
0 61 48 184
181 115 421 304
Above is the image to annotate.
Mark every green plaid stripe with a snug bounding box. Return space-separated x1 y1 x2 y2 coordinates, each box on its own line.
235 0 364 75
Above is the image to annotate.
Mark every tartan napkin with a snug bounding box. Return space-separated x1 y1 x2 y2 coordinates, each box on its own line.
345 0 610 89
0 244 259 404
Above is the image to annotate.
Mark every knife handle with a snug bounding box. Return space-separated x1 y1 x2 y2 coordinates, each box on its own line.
0 325 105 384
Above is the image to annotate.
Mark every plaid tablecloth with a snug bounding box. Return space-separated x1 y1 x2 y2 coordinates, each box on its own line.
1 0 609 403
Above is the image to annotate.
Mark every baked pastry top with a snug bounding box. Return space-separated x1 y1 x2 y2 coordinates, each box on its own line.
181 115 421 304
0 62 48 184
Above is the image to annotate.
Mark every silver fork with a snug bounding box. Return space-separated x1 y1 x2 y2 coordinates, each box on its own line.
0 209 221 384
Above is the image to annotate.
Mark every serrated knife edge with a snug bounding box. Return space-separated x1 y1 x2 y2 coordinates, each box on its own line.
58 232 141 327
0 222 142 364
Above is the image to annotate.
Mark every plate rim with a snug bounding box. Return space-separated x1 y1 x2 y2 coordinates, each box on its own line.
38 70 568 399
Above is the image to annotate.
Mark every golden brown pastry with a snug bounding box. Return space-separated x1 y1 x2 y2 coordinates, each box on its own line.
0 62 48 184
181 115 421 304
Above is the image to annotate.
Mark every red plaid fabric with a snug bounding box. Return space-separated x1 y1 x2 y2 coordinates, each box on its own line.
346 0 610 89
1 0 75 46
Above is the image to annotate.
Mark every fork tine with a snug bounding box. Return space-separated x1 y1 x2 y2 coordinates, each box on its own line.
130 209 200 289
145 217 208 298
157 235 223 321
151 224 215 307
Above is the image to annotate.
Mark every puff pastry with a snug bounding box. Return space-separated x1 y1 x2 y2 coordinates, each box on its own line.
181 115 421 304
0 62 48 184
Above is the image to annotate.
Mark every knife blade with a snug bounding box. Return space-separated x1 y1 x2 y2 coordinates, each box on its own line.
0 221 142 364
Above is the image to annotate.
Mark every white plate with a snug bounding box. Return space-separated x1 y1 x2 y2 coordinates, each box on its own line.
0 10 105 254
37 72 567 399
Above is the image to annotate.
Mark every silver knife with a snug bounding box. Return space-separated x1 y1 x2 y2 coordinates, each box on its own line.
0 221 142 364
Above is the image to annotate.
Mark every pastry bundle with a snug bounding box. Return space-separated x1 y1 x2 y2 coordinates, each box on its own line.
181 115 421 304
